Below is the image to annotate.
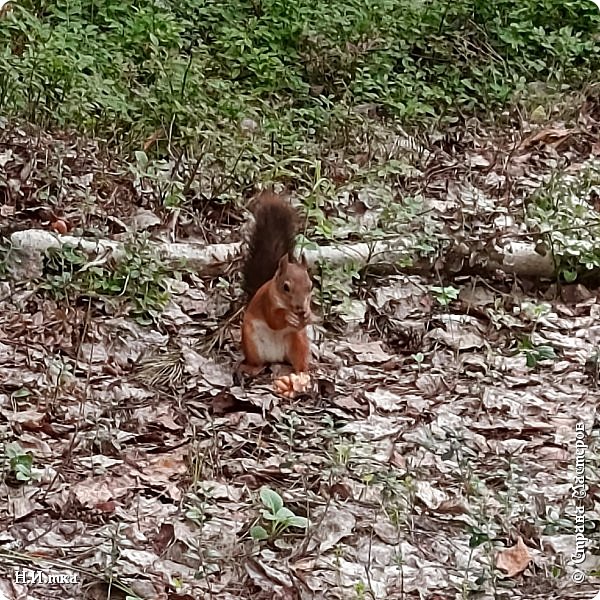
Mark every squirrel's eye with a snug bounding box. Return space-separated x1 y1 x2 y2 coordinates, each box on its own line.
283 282 290 293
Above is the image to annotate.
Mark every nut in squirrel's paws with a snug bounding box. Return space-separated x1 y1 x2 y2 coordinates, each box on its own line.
273 372 311 398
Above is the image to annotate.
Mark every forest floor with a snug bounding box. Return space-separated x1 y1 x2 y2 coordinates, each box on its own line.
0 100 599 600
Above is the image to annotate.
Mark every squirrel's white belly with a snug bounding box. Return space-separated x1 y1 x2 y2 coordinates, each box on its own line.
252 320 292 363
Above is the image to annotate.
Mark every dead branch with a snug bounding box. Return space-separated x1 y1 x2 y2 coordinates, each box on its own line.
9 229 555 280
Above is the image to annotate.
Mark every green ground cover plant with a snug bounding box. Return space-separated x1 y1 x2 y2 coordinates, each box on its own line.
0 0 598 167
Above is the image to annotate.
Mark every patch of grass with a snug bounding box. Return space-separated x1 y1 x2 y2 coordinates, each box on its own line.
40 240 174 324
0 0 598 192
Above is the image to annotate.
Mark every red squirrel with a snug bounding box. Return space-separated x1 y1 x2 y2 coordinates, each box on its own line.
240 191 312 391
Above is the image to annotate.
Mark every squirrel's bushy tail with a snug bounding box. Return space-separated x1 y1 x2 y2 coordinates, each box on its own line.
243 191 297 298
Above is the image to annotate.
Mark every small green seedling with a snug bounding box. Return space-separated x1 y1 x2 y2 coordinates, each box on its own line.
518 336 556 368
411 352 425 369
467 526 492 548
430 285 459 306
250 487 308 541
5 442 34 482
354 580 368 599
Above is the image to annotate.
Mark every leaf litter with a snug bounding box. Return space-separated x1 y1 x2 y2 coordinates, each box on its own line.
0 104 599 600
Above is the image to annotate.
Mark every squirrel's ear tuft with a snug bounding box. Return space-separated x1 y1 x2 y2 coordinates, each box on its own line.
300 253 308 268
277 254 289 273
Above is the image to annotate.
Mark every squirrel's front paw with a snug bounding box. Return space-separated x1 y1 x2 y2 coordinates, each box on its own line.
238 362 265 377
285 313 301 328
273 372 311 398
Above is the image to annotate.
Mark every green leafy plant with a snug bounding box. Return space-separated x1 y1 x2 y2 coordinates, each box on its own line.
328 440 353 468
250 487 308 541
0 0 597 195
353 581 369 599
430 285 460 306
131 150 186 209
40 240 174 324
526 162 600 283
0 0 596 267
5 442 34 482
314 261 362 320
467 526 492 548
517 336 557 368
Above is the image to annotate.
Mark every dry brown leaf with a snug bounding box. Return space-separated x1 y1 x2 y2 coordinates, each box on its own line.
313 508 356 552
496 537 532 577
415 481 448 510
364 388 404 412
518 127 572 151
72 475 136 507
9 492 42 520
145 449 188 480
4 409 46 428
332 395 363 410
131 208 162 231
0 1 12 18
347 341 392 363
152 523 175 555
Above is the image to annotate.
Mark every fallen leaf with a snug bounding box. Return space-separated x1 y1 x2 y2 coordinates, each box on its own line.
313 508 356 552
496 537 531 577
364 388 404 411
152 523 175 555
347 341 392 363
132 208 161 231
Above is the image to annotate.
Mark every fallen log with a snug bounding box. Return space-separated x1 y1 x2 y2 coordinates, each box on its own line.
9 229 556 280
